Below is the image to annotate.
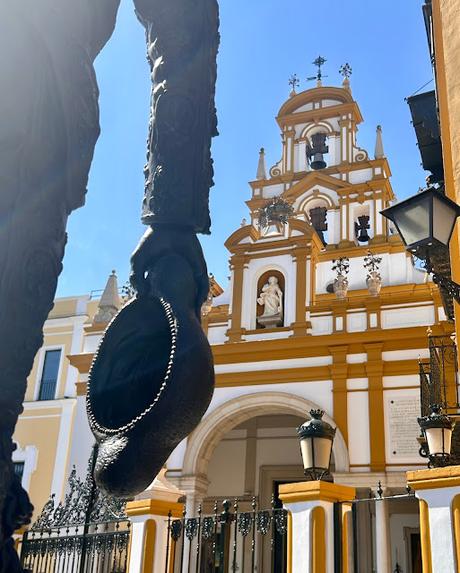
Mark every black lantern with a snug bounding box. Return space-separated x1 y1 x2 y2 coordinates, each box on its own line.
381 186 460 303
418 405 454 468
297 409 336 481
381 187 460 255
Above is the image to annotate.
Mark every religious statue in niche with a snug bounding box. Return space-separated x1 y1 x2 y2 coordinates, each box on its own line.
257 276 284 329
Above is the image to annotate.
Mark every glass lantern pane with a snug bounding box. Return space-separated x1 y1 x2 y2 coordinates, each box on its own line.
433 196 458 246
300 438 313 471
426 427 452 455
301 437 332 471
392 195 431 247
313 437 333 470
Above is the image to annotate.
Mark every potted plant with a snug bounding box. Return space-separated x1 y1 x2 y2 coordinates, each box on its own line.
332 257 350 300
364 251 382 296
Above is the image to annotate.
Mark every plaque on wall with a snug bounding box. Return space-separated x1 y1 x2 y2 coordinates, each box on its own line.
387 395 421 459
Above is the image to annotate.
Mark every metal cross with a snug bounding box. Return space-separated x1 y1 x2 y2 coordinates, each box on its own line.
288 74 300 92
307 56 327 82
339 62 352 79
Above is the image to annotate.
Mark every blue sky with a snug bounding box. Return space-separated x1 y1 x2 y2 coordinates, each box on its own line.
57 0 432 297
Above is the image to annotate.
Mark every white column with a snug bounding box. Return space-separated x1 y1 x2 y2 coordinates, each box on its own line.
180 475 209 573
280 481 356 573
127 469 184 573
416 486 459 573
374 492 391 573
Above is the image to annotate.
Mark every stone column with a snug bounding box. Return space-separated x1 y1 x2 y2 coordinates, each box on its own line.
179 475 209 572
407 466 460 573
126 469 184 573
374 488 391 573
279 481 356 573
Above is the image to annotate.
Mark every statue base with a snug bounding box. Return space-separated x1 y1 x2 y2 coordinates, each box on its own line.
257 313 283 329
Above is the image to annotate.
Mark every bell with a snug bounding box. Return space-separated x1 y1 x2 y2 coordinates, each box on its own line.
307 132 329 170
355 215 371 242
310 154 327 170
309 206 328 245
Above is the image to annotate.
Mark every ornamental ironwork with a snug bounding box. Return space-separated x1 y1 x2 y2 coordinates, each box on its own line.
20 450 130 573
31 458 127 530
258 197 294 230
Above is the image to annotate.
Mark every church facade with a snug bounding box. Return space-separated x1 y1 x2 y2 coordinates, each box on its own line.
14 78 452 572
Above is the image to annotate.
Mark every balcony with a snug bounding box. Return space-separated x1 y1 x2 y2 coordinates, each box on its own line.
419 334 460 463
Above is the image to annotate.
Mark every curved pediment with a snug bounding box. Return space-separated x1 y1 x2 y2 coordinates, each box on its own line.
225 224 260 251
278 85 354 119
283 172 349 204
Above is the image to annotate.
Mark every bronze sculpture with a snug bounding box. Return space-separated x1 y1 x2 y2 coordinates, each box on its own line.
0 0 219 568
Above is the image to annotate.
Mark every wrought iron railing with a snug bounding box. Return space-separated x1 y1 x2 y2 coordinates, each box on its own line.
419 335 459 415
164 498 288 573
419 334 460 462
21 521 130 573
20 451 131 573
37 378 58 401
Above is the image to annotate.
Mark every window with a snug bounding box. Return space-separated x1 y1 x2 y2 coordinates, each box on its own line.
13 462 25 482
38 349 61 401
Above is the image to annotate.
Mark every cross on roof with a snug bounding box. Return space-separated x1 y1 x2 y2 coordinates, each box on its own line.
339 63 352 79
288 74 300 92
307 56 327 82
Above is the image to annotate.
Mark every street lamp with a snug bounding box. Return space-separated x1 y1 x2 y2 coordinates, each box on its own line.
418 405 454 468
297 409 336 481
381 186 460 302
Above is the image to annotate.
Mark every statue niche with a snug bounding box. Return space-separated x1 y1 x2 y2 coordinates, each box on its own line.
256 271 285 329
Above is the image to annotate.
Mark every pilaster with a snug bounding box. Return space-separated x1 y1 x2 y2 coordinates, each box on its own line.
365 343 385 472
126 469 184 573
292 247 310 336
226 255 247 343
407 466 460 573
329 345 349 445
279 480 356 573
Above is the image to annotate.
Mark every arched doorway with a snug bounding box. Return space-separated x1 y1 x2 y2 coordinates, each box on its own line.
175 392 349 571
182 391 349 480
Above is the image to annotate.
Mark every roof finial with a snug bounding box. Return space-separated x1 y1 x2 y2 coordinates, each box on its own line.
307 56 327 87
374 125 385 159
288 74 300 97
94 270 120 324
339 63 352 91
256 147 267 180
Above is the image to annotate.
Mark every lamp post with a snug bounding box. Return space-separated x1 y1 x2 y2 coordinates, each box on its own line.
297 409 336 481
418 405 454 468
381 186 460 301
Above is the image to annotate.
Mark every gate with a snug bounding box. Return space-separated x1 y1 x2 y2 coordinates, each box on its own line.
20 455 131 573
346 483 419 573
164 497 288 572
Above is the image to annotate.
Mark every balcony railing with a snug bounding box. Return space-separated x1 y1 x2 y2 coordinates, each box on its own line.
38 378 57 401
419 334 460 462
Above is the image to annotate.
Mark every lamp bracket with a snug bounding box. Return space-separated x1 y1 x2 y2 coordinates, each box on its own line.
424 256 460 304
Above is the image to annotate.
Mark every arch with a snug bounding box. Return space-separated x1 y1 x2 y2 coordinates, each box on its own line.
182 391 349 477
298 191 337 212
300 121 335 141
277 86 355 119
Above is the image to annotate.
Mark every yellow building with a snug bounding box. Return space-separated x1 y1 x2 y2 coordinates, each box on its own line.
16 76 455 572
429 0 460 352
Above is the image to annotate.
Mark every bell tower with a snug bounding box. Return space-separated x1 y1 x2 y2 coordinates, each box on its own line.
224 62 404 344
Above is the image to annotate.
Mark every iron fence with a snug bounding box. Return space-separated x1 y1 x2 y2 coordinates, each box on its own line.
20 450 131 573
21 520 130 573
164 498 288 573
